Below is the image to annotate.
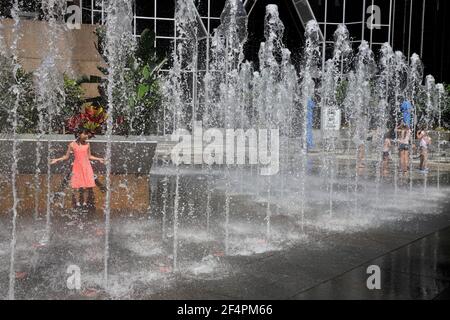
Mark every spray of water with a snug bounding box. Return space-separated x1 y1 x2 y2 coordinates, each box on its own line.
392 51 408 194
7 0 22 301
103 0 135 289
436 83 447 190
374 43 395 201
408 54 424 192
320 24 352 217
35 0 67 243
350 41 376 215
298 20 321 229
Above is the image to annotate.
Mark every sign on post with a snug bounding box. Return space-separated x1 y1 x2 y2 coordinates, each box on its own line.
321 107 341 137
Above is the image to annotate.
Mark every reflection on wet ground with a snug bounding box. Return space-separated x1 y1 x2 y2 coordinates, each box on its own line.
1 165 450 299
295 226 450 300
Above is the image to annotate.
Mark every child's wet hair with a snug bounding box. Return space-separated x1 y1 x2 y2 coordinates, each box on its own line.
74 128 91 139
418 125 428 132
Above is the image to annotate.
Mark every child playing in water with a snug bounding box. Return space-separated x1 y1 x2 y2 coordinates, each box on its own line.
51 128 105 209
417 129 432 173
396 123 411 174
382 131 392 177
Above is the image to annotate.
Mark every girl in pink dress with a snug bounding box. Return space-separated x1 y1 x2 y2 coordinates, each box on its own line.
51 129 105 208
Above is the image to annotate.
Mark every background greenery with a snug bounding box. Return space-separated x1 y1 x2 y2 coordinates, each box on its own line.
0 51 85 134
0 27 166 136
94 27 166 135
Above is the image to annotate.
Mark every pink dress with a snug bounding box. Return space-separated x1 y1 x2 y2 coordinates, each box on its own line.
71 141 96 189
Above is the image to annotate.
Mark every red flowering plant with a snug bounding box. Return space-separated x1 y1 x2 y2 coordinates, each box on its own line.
66 104 108 135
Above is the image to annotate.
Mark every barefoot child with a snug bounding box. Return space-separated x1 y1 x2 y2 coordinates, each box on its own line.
396 123 411 174
51 128 105 208
417 129 432 173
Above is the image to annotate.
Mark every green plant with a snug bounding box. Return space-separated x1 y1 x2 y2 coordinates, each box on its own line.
17 68 39 133
335 79 348 107
127 30 167 135
0 53 36 134
67 104 107 134
57 75 85 129
0 51 85 134
94 27 166 135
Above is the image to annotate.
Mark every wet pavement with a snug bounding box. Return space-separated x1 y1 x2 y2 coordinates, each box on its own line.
1 164 450 300
294 226 450 300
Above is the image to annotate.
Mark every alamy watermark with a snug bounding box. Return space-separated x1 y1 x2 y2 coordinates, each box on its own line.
65 1 82 30
366 265 381 290
367 5 382 30
64 2 383 31
66 264 81 290
171 121 280 176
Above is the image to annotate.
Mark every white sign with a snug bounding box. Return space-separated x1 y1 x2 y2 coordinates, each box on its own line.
322 107 341 132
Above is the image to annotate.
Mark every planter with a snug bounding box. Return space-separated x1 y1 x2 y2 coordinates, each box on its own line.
0 134 157 175
0 134 158 214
